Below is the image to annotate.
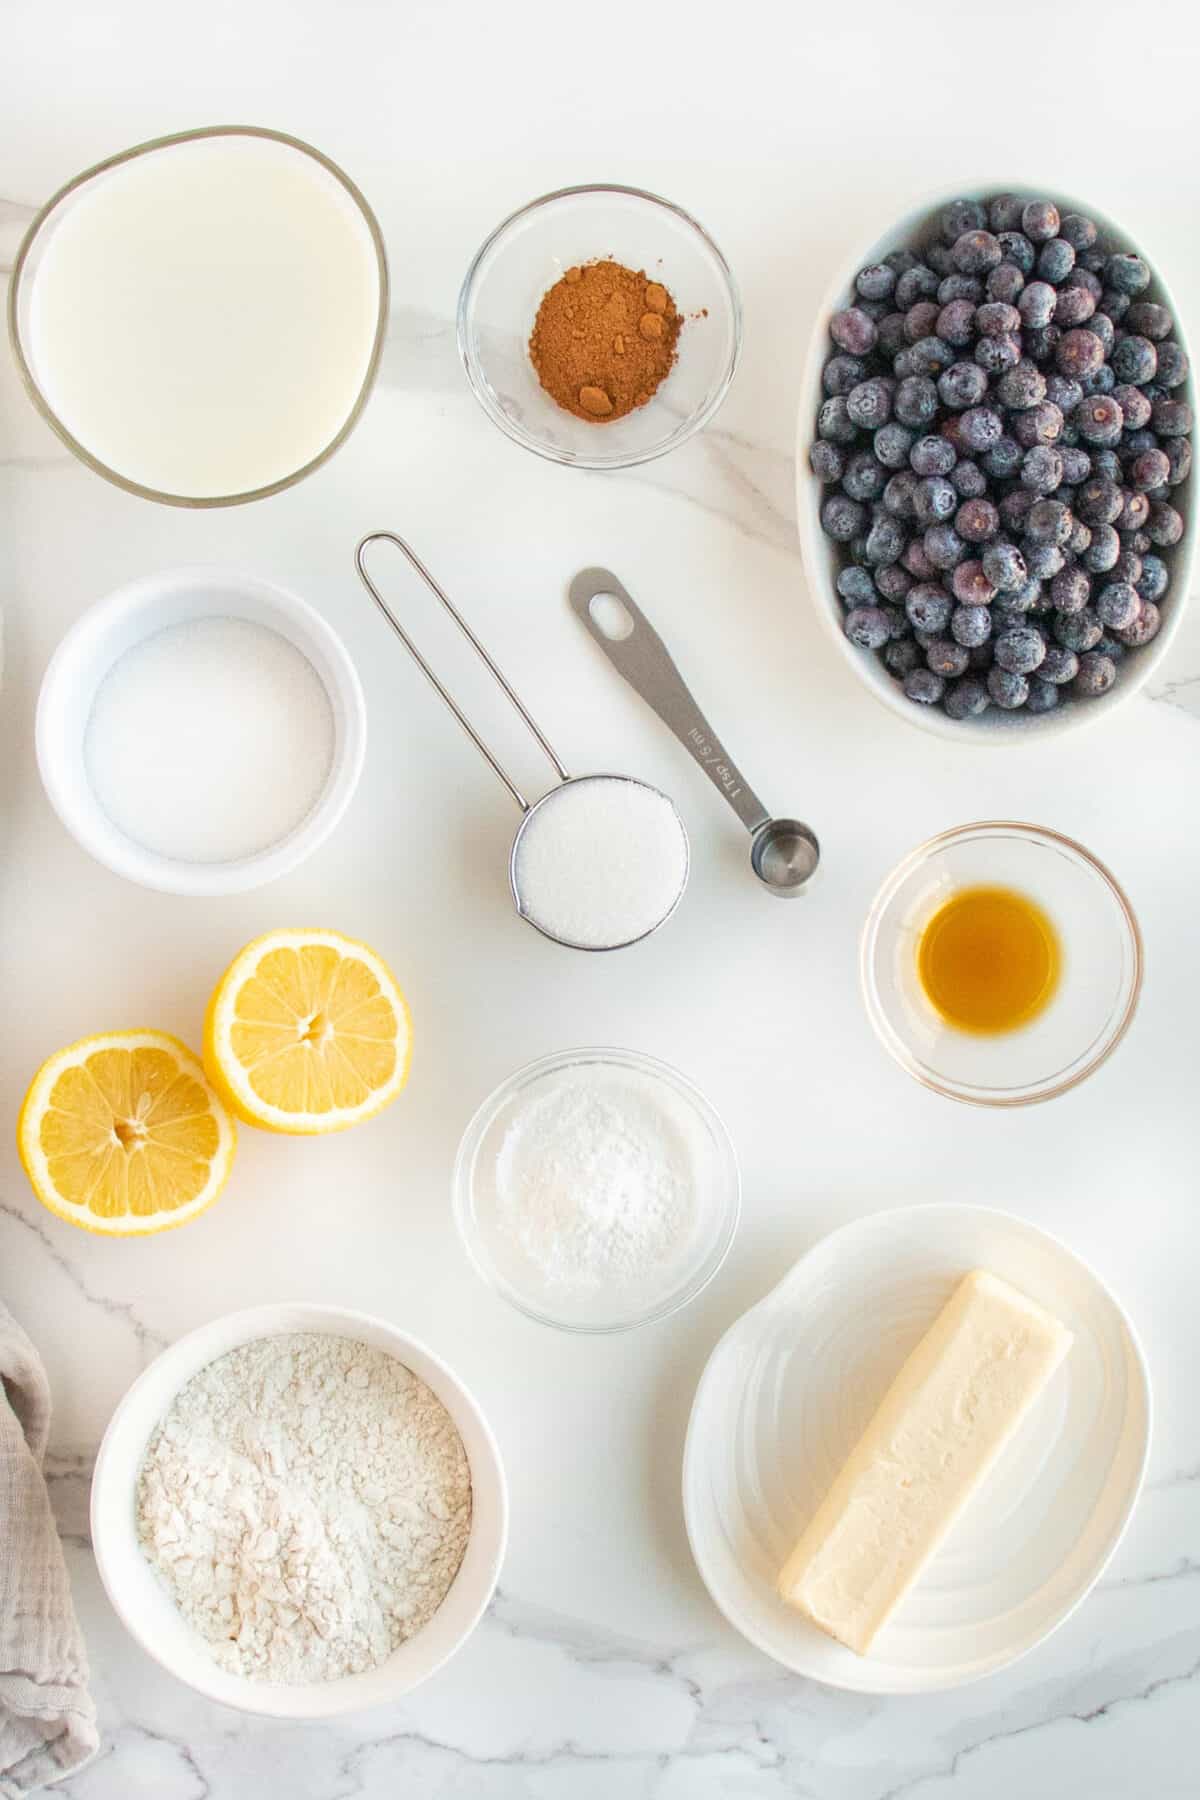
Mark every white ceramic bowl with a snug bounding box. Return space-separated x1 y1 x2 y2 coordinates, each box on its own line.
796 182 1196 741
683 1203 1151 1693
91 1303 508 1718
36 567 366 894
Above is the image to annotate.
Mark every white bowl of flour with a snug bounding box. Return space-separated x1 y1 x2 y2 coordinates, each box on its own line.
91 1304 507 1716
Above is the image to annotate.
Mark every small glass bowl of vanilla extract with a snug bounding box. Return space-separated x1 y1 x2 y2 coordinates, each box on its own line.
861 822 1143 1106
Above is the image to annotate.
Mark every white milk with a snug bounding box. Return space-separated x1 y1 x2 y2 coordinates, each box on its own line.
27 134 382 498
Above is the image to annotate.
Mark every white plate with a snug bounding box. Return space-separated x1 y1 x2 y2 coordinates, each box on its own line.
682 1203 1150 1692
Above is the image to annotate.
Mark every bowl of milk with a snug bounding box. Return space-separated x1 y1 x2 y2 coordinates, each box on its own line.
37 569 367 894
7 126 388 505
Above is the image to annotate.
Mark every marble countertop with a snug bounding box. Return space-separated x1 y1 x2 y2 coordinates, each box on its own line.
2 4 1199 1795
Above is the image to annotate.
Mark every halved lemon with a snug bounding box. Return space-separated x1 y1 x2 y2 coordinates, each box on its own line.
203 929 412 1134
17 1031 236 1236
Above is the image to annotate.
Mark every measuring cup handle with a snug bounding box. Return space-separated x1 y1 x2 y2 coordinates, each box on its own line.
568 569 771 837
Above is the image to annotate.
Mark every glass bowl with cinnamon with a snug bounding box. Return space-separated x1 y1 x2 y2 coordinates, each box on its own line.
457 184 741 470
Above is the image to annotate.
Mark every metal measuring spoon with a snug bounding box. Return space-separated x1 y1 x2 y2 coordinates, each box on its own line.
569 568 819 896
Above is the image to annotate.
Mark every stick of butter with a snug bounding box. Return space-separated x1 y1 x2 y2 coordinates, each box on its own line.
777 1268 1073 1656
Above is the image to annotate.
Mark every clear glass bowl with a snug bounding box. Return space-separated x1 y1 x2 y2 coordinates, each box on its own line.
457 185 742 469
452 1048 740 1332
861 822 1142 1106
7 125 388 507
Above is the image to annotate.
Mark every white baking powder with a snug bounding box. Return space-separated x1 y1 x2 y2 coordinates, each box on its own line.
136 1333 471 1684
513 776 688 948
85 616 335 863
493 1076 699 1291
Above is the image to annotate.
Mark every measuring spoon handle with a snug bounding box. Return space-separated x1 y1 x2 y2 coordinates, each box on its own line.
569 568 771 837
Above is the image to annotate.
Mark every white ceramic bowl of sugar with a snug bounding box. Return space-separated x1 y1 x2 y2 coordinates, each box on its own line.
36 567 366 894
91 1303 508 1718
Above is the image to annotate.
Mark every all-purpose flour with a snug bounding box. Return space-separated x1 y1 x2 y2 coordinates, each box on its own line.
136 1333 471 1683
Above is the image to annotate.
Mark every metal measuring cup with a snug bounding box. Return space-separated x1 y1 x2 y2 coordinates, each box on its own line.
569 568 820 895
355 534 690 951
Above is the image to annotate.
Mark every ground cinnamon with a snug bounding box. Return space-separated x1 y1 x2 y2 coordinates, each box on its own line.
528 260 682 423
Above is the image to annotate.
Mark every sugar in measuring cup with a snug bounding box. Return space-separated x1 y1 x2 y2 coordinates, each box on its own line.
354 533 689 951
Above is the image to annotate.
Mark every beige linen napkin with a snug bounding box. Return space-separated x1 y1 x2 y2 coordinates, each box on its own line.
0 1304 98 1795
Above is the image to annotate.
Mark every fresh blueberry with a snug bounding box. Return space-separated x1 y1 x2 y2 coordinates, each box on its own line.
995 361 1046 410
1051 566 1091 614
1066 266 1104 303
1023 540 1065 580
894 376 940 428
1075 477 1123 525
958 406 1003 452
877 313 908 357
903 300 942 343
874 422 917 468
941 198 988 242
865 512 907 564
1085 311 1115 356
821 494 866 541
846 378 895 429
1072 651 1117 697
895 265 941 308
837 566 877 606
902 540 938 579
823 354 869 398
952 229 1003 274
839 451 885 502
1020 444 1064 492
924 524 966 569
1054 606 1103 652
1055 328 1105 379
1025 677 1060 713
1147 501 1185 546
949 603 992 648
1081 523 1121 571
906 584 953 633
1111 335 1158 385
908 336 956 376
938 361 989 409
1024 324 1062 364
912 475 958 526
1013 402 1064 448
811 441 846 483
1112 385 1152 430
997 230 1036 274
1058 445 1092 484
938 298 978 346
1066 516 1092 556
938 274 984 304
1154 342 1189 388
976 300 1022 337
904 667 946 705
987 666 1029 708
1022 200 1061 243
982 540 1027 592
1039 643 1080 683
875 564 913 604
1096 581 1141 629
1052 284 1097 327
1045 373 1084 415
1059 213 1098 252
856 263 897 302
987 262 1026 304
1111 545 1144 585
843 607 892 649
1105 253 1151 294
1124 302 1172 340
952 458 988 497
1037 238 1076 282
974 333 1022 374
943 675 992 718
1077 395 1124 445
925 637 970 677
910 435 957 477
1165 438 1192 485
1116 490 1150 533
882 470 919 516
951 558 997 604
956 497 1000 542
1100 288 1131 323
1151 396 1192 437
987 195 1025 232
999 487 1036 531
830 307 878 354
1129 447 1172 492
1116 600 1161 646
1025 498 1073 545
885 638 922 677
1079 362 1116 397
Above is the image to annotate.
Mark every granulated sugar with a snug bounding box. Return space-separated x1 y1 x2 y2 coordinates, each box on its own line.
85 616 334 863
493 1075 700 1293
512 776 688 949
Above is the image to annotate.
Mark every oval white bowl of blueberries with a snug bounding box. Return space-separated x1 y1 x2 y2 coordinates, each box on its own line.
797 186 1195 736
